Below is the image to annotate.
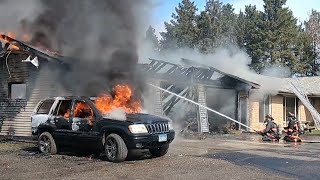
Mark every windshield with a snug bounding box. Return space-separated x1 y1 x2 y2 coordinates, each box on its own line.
90 97 140 116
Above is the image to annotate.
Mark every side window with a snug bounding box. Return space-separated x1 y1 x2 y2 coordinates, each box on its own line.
37 100 55 114
259 96 271 123
73 100 94 119
53 100 72 118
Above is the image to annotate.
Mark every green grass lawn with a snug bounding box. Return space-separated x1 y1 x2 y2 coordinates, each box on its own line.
305 130 320 135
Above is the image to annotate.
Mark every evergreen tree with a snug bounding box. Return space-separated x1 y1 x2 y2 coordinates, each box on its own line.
291 28 316 76
235 10 246 48
259 0 301 72
196 11 212 53
160 0 199 50
219 3 237 44
196 0 236 52
305 10 320 75
201 0 223 49
235 5 264 70
145 25 159 51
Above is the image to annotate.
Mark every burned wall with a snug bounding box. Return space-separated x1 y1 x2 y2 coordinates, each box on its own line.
0 52 33 135
0 52 59 136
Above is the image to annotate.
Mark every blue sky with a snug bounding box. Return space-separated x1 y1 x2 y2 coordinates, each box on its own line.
152 0 320 36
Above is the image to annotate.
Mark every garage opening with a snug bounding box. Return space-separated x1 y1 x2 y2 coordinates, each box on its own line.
206 88 237 133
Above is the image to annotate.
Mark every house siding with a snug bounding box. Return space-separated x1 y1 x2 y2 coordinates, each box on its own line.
249 101 262 130
298 100 312 123
249 94 320 130
298 97 320 125
271 95 284 127
0 53 34 136
0 53 59 137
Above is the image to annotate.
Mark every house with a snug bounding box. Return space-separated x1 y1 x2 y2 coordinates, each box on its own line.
0 41 260 137
162 58 320 131
249 76 320 131
1 34 319 137
0 39 67 137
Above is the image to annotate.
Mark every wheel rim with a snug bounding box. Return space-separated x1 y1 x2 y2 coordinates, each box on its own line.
39 135 51 153
105 137 117 159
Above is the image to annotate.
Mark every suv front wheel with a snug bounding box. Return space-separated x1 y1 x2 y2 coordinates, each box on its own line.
38 132 57 154
105 133 128 162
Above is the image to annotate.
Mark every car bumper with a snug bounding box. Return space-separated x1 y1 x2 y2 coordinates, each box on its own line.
126 130 175 149
31 128 38 140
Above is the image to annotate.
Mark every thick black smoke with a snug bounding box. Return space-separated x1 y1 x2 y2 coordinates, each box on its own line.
23 0 148 97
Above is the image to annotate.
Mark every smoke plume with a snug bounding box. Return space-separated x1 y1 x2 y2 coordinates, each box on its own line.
1 0 151 97
0 0 42 32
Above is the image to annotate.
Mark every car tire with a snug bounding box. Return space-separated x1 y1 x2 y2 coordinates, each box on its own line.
105 133 128 162
149 144 169 157
38 132 57 155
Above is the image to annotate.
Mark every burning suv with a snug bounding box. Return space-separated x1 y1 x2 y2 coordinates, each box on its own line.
31 96 175 162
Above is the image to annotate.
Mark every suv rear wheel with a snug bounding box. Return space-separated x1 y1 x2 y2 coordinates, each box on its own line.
38 132 57 154
149 144 169 157
105 133 128 162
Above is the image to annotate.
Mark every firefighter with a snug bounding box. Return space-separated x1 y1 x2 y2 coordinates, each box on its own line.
258 114 281 141
283 112 302 142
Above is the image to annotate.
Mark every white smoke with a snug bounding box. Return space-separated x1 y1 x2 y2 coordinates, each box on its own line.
103 108 127 121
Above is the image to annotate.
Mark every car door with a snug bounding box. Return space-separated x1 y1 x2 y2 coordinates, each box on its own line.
50 99 73 143
71 99 100 145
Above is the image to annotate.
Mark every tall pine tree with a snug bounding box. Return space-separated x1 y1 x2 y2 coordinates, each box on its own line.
259 0 301 73
196 0 236 52
305 10 320 75
160 0 199 50
219 3 237 45
236 5 264 70
145 26 159 51
291 27 316 76
197 11 213 53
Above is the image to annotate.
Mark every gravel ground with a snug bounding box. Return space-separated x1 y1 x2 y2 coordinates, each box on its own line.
2 135 319 180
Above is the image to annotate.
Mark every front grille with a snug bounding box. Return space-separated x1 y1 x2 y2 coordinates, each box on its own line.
146 123 169 134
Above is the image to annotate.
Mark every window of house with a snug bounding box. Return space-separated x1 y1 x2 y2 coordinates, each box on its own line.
283 96 298 123
9 83 27 99
37 100 55 114
259 96 271 123
309 98 315 106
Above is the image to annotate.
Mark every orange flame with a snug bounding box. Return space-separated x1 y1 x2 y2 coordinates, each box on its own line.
95 85 141 114
64 109 71 118
62 85 140 126
0 31 31 50
0 32 19 50
0 31 60 55
74 101 94 126
1 31 31 42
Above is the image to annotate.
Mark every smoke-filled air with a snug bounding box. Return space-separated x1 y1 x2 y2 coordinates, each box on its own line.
0 0 151 99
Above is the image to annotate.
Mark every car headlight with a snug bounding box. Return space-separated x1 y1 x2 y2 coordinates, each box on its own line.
128 124 148 134
168 121 174 130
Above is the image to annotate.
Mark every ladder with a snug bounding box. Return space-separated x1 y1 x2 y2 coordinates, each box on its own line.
197 85 209 133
